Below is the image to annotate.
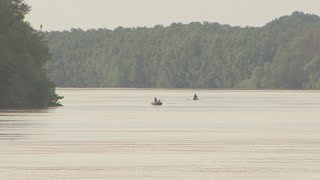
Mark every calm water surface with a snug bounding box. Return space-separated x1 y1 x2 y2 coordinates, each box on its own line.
1 89 320 179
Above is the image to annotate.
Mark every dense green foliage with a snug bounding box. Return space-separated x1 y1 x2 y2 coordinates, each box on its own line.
47 12 320 89
0 0 62 108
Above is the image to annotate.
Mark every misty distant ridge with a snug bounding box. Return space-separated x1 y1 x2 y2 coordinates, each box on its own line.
265 11 320 27
46 12 320 89
49 12 319 32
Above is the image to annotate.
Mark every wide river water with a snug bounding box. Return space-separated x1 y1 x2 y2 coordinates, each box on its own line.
0 89 320 179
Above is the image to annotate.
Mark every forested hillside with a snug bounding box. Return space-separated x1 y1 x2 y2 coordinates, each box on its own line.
46 12 320 89
0 0 62 108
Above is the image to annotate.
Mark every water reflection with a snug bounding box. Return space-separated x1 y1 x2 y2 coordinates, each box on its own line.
0 109 54 140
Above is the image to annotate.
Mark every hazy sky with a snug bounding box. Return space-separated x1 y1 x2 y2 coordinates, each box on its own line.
25 0 320 31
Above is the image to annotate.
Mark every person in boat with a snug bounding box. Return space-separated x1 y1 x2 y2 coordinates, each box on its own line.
154 97 158 103
158 99 162 104
194 94 198 100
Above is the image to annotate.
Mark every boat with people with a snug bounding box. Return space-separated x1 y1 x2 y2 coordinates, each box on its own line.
151 101 162 106
152 97 163 106
193 94 199 101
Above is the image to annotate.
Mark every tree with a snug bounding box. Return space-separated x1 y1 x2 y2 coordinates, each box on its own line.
0 0 63 108
45 12 320 89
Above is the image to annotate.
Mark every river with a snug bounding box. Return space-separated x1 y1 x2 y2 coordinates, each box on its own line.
0 89 320 179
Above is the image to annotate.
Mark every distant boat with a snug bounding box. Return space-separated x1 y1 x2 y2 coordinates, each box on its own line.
193 94 199 101
151 101 163 106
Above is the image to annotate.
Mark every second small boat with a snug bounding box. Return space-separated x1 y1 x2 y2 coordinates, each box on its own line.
193 94 199 101
151 101 162 106
152 97 163 106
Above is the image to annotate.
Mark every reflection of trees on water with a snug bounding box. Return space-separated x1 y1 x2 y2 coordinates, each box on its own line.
0 120 26 140
0 110 51 140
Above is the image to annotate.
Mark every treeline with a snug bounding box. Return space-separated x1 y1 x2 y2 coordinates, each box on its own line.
0 0 62 108
46 12 320 89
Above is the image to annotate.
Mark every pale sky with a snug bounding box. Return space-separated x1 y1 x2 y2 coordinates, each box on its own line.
25 0 320 31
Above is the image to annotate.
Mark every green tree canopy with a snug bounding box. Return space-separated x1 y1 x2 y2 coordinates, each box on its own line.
46 12 320 89
0 0 62 108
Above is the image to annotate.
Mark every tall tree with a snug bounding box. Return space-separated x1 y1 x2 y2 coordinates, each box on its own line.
0 0 63 108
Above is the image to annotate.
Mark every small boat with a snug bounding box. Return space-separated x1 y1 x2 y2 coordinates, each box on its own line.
193 94 199 101
151 101 163 106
